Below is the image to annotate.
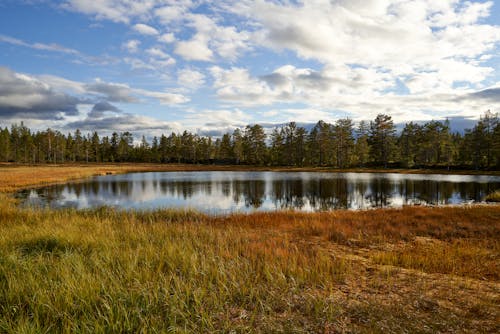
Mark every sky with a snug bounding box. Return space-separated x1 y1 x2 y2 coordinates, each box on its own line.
1 0 500 138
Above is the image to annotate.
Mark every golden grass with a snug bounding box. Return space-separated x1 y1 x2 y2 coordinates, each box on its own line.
0 165 499 332
0 194 499 332
485 190 500 202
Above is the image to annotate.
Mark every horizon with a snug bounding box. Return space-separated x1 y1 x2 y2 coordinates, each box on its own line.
1 1 500 138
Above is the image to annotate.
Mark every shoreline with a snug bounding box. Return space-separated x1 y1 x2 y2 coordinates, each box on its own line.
1 163 499 193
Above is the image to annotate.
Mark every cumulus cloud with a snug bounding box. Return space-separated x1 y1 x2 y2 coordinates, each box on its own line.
158 33 175 44
174 34 214 61
88 101 121 118
65 114 182 135
123 39 141 53
177 68 206 89
0 67 190 127
0 67 82 119
184 108 252 136
146 47 174 60
132 23 160 36
23 0 500 126
85 79 138 103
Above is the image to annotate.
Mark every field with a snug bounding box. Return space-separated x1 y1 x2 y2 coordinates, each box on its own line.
0 165 499 333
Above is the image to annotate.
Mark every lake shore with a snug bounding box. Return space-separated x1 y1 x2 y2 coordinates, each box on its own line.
1 162 499 193
0 165 499 332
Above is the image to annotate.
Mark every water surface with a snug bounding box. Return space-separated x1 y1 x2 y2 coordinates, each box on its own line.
17 171 500 213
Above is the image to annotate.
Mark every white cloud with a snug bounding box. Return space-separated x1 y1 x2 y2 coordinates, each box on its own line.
177 68 206 89
0 34 80 55
146 47 170 59
135 88 189 104
20 0 500 126
183 108 252 135
123 39 141 53
132 23 159 36
158 33 175 44
175 34 214 61
63 0 157 24
220 0 500 95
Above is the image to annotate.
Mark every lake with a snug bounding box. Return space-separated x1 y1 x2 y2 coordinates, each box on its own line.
17 171 500 213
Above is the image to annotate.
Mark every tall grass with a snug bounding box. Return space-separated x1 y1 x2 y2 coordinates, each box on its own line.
485 190 500 202
1 191 499 332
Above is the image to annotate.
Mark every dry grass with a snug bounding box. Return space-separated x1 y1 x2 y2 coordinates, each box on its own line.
486 190 500 202
0 165 499 332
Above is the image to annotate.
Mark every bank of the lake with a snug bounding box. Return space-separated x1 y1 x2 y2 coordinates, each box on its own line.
1 163 500 193
0 165 499 332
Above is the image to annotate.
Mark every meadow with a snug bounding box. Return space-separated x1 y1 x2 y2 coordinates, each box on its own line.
0 164 499 333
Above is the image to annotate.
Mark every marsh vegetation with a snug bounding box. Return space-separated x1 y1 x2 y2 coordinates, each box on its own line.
0 165 499 332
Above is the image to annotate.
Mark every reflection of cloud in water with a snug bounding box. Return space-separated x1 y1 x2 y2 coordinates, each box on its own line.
20 172 500 213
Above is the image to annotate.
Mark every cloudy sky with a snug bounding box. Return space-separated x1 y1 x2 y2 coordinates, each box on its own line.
1 0 500 137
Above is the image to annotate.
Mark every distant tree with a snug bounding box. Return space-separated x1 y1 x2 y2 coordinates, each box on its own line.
91 131 100 162
0 127 10 161
219 133 233 162
244 124 267 165
232 129 244 164
353 121 370 167
369 114 396 167
333 118 354 168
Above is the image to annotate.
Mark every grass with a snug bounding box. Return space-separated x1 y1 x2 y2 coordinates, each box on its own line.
0 165 499 332
485 190 500 202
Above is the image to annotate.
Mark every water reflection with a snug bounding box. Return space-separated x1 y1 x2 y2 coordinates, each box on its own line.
17 171 500 213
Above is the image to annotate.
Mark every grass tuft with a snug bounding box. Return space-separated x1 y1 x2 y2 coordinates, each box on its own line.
485 190 500 202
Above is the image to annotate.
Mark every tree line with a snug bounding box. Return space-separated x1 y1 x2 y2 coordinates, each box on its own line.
1 112 499 169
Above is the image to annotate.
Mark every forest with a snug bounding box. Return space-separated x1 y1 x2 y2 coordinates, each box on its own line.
1 112 499 170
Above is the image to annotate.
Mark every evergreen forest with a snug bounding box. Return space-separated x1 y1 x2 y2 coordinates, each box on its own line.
1 112 499 170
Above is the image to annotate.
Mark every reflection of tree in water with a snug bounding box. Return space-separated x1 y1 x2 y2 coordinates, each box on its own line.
365 178 392 207
220 181 231 197
231 180 242 205
305 178 347 210
271 179 305 210
20 173 500 211
241 180 265 208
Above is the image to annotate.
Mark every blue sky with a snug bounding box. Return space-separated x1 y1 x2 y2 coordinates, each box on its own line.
1 0 500 137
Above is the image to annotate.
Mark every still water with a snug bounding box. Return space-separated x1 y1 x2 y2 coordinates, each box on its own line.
17 171 500 213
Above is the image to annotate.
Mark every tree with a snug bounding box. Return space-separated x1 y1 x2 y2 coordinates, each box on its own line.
353 121 370 167
244 124 267 165
118 132 133 161
270 128 284 166
399 122 420 167
333 118 354 168
91 131 100 162
307 120 333 166
480 110 498 168
0 127 10 161
232 129 244 164
369 114 396 167
219 133 233 162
